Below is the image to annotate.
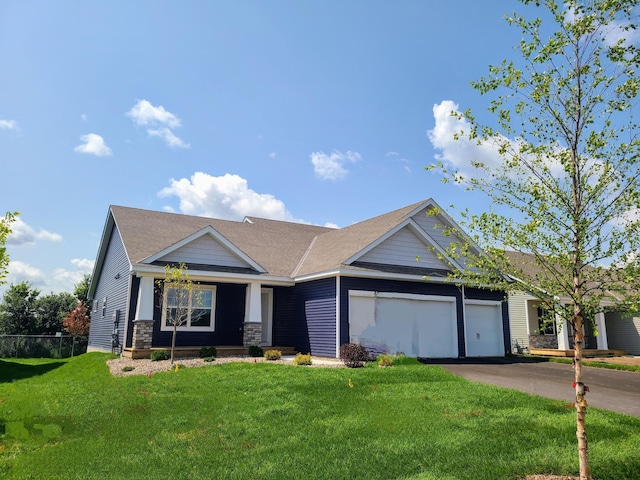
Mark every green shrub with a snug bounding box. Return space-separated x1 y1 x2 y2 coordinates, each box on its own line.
377 354 394 367
203 356 216 362
150 349 170 361
264 349 282 361
293 353 312 365
199 346 217 358
121 365 135 372
248 345 264 357
339 343 371 368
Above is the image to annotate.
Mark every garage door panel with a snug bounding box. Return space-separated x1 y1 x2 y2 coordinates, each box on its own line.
349 293 458 358
465 303 503 357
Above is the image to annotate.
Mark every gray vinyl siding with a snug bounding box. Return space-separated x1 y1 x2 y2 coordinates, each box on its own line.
508 291 530 352
605 312 640 355
359 226 448 270
88 226 131 353
159 234 248 268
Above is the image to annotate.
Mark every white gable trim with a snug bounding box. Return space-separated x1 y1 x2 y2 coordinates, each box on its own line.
344 218 465 272
140 226 266 273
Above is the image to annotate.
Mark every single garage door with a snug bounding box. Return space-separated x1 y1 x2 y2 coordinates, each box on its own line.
464 301 504 357
349 291 458 358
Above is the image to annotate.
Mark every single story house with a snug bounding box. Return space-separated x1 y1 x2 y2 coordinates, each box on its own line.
87 199 510 359
505 251 640 356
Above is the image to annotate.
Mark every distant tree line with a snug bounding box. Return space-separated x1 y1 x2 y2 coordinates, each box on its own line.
0 274 91 337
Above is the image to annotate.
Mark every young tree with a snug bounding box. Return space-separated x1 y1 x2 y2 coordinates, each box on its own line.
157 263 195 364
36 292 78 335
0 282 40 335
73 274 92 310
63 302 91 356
0 211 18 285
430 1 640 479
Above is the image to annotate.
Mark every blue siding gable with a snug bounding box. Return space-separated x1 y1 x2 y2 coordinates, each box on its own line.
88 226 130 353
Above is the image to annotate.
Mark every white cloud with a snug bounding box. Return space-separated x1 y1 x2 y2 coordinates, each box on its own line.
127 99 189 148
310 150 361 181
74 133 113 157
80 113 88 122
6 261 46 286
603 20 640 46
158 172 297 221
147 128 190 149
6 218 63 246
427 100 505 181
127 99 182 128
0 119 17 130
269 152 277 159
71 258 95 272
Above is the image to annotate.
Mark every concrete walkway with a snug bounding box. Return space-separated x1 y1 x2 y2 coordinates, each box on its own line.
425 357 640 417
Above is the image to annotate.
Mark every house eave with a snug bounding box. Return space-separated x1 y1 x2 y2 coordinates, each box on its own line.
294 267 455 284
131 264 295 286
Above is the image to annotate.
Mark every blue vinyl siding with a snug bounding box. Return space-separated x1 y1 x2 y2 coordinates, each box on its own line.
151 282 245 347
273 278 337 357
88 227 131 353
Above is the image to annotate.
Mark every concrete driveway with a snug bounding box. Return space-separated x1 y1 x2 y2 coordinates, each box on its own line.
423 357 640 417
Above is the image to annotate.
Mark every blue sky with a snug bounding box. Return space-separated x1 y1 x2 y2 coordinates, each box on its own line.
0 1 540 295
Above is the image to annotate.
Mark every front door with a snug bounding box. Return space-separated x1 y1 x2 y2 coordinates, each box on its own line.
261 289 273 346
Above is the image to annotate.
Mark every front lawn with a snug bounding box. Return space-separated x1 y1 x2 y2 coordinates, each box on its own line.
1 353 639 479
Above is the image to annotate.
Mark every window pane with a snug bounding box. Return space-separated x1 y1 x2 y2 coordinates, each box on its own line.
167 288 189 308
165 308 179 326
192 289 212 308
191 309 211 327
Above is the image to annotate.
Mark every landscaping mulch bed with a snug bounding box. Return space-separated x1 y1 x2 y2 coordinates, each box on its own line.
108 355 343 376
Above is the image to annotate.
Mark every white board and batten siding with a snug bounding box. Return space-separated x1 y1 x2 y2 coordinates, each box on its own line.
358 226 449 270
349 290 458 358
507 291 531 352
158 234 249 268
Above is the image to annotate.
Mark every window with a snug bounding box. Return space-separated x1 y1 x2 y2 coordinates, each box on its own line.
161 286 216 331
537 306 555 335
102 297 107 317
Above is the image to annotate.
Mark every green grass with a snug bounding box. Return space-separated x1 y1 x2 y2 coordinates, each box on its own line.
1 353 639 480
546 356 640 372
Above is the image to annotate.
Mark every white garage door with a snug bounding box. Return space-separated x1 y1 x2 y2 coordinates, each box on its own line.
465 301 504 357
349 291 458 358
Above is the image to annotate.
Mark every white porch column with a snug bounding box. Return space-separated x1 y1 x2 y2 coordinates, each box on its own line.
135 276 155 321
595 312 608 350
244 281 262 324
243 281 263 347
132 276 156 351
556 314 570 350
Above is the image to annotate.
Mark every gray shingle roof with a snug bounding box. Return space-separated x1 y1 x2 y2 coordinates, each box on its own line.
108 199 431 279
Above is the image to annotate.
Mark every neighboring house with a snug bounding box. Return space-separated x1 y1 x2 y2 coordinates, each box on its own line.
87 199 510 359
505 251 640 355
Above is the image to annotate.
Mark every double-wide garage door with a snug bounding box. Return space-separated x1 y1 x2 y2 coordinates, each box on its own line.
349 291 503 358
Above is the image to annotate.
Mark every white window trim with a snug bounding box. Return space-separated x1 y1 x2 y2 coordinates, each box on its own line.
160 285 217 332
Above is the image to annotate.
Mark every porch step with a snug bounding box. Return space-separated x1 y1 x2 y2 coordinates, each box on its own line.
530 348 627 358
